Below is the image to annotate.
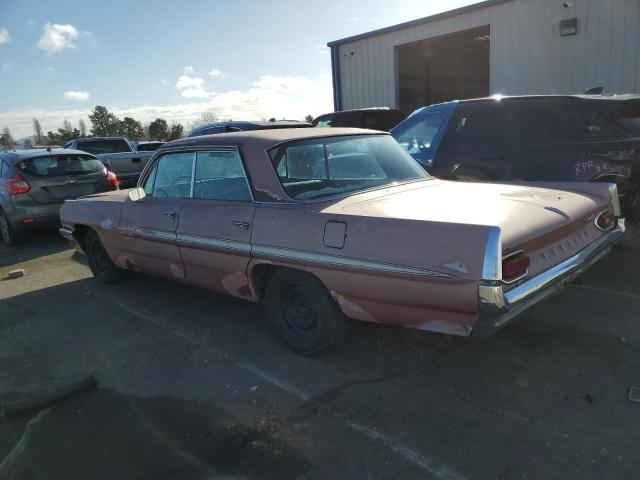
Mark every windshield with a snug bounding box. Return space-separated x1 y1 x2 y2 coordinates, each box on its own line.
17 155 104 176
269 134 429 200
77 139 131 154
390 109 448 154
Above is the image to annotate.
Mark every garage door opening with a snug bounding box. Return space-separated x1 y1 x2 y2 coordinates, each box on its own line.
396 25 490 114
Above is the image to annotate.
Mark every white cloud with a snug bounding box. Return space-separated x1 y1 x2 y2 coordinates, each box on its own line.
64 90 90 101
175 74 209 98
208 68 228 79
175 74 204 89
38 23 79 53
183 65 194 74
0 28 9 44
160 78 169 85
1 74 333 138
37 23 95 54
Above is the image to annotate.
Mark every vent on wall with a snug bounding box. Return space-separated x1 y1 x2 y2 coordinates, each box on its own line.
559 18 578 37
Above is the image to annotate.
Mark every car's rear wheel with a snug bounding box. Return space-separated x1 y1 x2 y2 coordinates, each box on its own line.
265 269 349 355
85 229 127 283
0 209 22 246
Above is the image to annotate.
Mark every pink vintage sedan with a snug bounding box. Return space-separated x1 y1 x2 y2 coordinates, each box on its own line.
59 128 625 354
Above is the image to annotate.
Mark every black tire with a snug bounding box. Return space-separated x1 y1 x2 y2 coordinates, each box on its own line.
85 229 127 283
265 269 349 355
0 209 23 246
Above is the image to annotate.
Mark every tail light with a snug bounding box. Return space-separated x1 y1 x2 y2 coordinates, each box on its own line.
595 209 613 231
3 175 30 195
502 251 530 284
104 168 119 188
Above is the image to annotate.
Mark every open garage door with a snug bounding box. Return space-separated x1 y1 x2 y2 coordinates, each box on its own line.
396 25 490 114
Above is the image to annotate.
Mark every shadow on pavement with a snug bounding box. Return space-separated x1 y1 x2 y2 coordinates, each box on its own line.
1 388 310 480
0 228 71 268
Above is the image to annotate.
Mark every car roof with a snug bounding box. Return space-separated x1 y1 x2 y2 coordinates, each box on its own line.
161 127 386 151
461 93 640 103
190 120 310 132
74 136 128 141
0 148 96 164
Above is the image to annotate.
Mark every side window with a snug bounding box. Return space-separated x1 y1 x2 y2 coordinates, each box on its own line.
145 153 194 198
440 103 517 148
193 150 252 201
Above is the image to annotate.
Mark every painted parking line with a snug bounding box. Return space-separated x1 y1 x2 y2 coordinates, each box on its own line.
92 290 463 479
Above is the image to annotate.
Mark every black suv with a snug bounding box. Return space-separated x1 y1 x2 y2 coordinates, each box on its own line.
391 94 640 218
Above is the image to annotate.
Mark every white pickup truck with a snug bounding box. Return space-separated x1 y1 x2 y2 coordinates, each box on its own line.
64 137 156 187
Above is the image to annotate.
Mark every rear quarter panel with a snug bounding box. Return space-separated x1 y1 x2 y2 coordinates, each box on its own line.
59 192 127 256
251 204 495 336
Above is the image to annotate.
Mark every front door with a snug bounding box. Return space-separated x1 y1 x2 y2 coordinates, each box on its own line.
175 148 256 298
119 151 194 279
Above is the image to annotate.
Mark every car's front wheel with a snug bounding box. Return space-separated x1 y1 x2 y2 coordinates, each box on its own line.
0 209 22 246
265 269 349 355
85 229 127 283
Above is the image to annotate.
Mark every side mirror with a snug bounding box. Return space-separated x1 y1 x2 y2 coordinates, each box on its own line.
128 187 146 202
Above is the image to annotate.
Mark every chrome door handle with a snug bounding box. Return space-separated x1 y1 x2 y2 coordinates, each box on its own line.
161 211 177 218
232 221 251 229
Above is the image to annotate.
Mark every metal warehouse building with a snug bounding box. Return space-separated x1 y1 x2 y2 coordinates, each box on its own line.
328 0 640 113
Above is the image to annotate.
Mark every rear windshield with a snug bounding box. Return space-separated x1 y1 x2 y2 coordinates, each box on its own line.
136 143 163 152
18 155 104 177
268 134 428 200
76 139 131 154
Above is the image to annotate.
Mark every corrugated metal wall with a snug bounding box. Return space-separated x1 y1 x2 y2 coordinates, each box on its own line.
335 0 640 110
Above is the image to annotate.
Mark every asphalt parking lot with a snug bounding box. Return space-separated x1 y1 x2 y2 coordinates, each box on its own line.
1 226 639 480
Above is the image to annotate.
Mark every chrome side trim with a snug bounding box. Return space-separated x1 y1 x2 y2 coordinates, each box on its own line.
608 183 622 216
481 226 502 281
252 244 452 278
177 233 251 254
133 228 176 243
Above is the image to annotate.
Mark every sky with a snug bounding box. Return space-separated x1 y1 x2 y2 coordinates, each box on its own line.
0 0 480 138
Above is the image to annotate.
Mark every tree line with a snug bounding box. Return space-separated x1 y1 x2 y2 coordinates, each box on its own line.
1 106 186 149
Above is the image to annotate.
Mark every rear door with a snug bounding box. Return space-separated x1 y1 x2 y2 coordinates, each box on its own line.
118 152 193 279
15 154 108 203
433 101 526 180
176 147 255 297
77 139 142 175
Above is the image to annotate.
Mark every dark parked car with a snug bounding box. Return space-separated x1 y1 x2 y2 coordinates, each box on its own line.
0 148 118 245
187 120 310 137
312 108 405 131
391 94 640 217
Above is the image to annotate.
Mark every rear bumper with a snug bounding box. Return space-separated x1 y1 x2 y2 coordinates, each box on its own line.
474 219 626 336
5 202 63 231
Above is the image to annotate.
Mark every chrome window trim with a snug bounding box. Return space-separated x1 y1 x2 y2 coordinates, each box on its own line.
481 226 502 281
137 145 254 203
263 133 433 204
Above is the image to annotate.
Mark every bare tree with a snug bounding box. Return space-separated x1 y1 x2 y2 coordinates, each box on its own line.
33 118 43 144
79 119 87 137
304 114 314 123
63 119 73 132
188 111 219 131
1 127 16 149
